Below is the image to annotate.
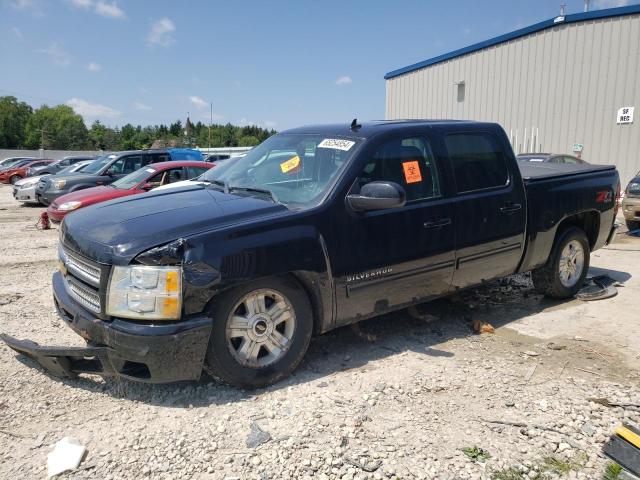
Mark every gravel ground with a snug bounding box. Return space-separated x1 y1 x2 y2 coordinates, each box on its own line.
0 184 639 480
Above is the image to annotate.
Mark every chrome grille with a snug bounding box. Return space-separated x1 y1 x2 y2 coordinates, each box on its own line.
66 276 101 313
62 247 101 287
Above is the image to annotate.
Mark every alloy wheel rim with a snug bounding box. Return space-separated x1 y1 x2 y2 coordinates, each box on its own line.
558 240 584 288
225 289 296 368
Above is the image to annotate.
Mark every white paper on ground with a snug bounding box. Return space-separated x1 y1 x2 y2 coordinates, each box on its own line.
47 437 86 478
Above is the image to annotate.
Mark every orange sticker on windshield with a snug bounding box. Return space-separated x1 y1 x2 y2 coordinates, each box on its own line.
402 161 422 183
280 155 301 174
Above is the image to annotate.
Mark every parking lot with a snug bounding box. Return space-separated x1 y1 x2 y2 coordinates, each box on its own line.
0 184 638 480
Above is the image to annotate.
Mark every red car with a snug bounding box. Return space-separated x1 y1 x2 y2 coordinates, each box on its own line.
0 159 54 184
47 161 212 222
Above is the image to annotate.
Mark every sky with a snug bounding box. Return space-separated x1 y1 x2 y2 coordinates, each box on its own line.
0 0 637 131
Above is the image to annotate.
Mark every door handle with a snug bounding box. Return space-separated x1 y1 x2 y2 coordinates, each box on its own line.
500 203 522 213
424 218 452 229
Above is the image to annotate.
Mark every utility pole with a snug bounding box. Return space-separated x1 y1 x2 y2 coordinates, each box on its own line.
36 128 49 157
208 102 212 151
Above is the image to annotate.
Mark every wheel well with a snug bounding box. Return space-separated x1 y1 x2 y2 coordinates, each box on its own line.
555 211 600 249
287 272 325 335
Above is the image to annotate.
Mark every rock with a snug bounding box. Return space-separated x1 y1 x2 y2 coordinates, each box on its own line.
581 423 596 436
246 422 271 449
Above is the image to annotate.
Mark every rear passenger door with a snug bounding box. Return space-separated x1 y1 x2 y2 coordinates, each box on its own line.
445 131 526 288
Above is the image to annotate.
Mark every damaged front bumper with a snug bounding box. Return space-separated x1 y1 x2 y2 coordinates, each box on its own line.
1 272 213 383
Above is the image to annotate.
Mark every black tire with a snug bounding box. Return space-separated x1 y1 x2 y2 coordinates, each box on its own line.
204 276 313 388
626 220 639 232
532 226 590 299
9 175 20 185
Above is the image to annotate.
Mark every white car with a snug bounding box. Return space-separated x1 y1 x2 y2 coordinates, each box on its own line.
13 160 94 204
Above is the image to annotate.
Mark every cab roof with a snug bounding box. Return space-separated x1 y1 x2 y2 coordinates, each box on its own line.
281 120 497 139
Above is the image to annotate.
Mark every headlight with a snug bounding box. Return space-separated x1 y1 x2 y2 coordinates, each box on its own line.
58 201 82 212
106 265 182 320
20 180 38 189
52 179 66 189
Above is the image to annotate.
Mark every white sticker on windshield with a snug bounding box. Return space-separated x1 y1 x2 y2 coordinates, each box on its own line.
108 155 117 159
318 138 355 151
145 168 155 173
529 159 544 162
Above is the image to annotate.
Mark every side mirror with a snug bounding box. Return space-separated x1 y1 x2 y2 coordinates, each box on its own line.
141 182 154 191
346 181 406 212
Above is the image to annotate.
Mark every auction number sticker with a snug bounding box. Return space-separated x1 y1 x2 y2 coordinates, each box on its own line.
318 138 355 151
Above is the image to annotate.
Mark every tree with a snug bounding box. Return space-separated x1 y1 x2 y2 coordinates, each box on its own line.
24 104 89 149
0 96 33 148
238 135 260 146
169 120 182 137
89 120 120 151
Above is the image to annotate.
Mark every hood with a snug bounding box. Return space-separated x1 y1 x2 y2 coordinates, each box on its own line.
52 185 135 208
45 173 101 184
15 175 45 186
62 185 289 264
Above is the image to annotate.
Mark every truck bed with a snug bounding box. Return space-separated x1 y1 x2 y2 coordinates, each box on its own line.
519 162 616 182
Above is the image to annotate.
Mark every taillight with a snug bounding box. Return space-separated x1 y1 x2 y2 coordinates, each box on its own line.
614 180 621 217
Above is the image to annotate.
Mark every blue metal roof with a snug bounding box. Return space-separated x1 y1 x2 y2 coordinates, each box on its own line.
384 4 640 80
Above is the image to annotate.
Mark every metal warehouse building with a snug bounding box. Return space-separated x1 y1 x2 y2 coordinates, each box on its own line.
385 5 640 184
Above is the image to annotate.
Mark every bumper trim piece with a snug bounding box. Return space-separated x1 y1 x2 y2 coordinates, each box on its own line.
0 334 112 379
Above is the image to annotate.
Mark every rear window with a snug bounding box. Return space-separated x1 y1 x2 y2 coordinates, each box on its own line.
171 150 203 161
445 133 509 193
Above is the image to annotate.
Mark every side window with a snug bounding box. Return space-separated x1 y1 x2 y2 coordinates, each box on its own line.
110 155 142 175
59 159 71 167
123 155 143 174
149 153 171 163
445 133 509 193
562 156 579 164
186 166 207 178
357 136 441 202
166 168 184 184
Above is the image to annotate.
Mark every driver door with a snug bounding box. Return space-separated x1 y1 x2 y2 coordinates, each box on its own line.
333 135 456 324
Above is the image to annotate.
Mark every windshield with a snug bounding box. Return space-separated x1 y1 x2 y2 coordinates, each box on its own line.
200 134 360 208
1 158 29 168
111 166 155 190
6 159 32 169
82 155 114 174
59 162 88 175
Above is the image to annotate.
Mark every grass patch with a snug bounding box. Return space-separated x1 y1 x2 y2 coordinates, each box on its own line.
490 452 588 480
461 446 492 462
490 467 526 480
603 463 623 480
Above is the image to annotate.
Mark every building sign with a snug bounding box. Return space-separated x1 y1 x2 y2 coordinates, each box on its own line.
572 143 583 153
617 106 634 124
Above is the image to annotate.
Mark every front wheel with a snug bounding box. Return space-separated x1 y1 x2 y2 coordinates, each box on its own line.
532 226 590 299
10 175 21 185
204 277 313 388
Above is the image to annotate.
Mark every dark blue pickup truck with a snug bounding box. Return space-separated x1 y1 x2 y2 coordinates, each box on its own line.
2 120 620 388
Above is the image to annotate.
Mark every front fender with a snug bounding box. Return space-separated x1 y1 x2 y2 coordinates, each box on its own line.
135 223 336 332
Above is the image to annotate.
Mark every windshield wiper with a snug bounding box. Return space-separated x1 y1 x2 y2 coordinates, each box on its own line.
228 185 279 204
203 179 229 193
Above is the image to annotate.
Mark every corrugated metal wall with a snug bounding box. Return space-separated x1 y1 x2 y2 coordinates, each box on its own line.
386 14 640 185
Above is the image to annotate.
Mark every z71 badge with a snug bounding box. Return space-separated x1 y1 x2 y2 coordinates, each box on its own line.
346 267 393 283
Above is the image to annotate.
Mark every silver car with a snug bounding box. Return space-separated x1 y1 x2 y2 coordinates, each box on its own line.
13 160 94 204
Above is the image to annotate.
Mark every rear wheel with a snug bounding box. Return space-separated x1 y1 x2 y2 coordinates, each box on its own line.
532 226 590 299
9 175 20 185
204 277 313 388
